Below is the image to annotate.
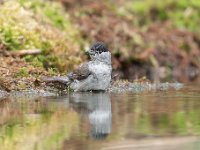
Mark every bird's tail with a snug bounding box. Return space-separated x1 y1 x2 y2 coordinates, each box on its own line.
41 76 71 86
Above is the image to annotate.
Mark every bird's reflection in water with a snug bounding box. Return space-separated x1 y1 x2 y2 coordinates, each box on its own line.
69 92 112 140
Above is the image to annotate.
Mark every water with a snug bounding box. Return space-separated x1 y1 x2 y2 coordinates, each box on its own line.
0 84 200 150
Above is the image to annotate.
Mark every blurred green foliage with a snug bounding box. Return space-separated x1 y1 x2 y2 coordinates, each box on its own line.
126 0 200 32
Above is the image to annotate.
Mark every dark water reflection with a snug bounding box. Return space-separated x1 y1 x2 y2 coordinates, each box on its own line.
69 93 112 140
0 84 200 150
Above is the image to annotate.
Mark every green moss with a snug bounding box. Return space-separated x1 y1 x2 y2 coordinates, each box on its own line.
16 67 29 77
17 82 27 89
0 0 84 73
47 68 58 76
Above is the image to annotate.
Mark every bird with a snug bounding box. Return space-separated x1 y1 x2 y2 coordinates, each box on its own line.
43 42 112 91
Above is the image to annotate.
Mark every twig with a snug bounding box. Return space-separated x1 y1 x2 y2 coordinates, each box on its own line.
10 49 41 57
0 66 10 75
0 66 8 69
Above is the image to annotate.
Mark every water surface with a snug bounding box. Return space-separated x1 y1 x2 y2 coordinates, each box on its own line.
0 84 200 150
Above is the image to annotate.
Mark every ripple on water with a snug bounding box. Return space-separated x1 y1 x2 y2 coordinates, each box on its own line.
109 82 183 93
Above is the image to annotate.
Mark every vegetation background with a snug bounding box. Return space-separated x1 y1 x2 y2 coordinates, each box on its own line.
0 0 200 90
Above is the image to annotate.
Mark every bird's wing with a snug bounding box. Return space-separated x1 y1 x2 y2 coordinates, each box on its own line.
67 63 91 81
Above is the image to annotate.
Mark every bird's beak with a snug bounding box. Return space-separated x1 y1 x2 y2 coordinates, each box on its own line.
85 48 95 55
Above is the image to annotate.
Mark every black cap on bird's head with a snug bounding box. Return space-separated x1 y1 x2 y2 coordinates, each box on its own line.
87 42 109 55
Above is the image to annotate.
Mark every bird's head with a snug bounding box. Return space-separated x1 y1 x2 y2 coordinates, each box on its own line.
86 42 111 64
88 42 109 55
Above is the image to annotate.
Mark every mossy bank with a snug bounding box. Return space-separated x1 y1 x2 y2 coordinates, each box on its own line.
0 0 85 91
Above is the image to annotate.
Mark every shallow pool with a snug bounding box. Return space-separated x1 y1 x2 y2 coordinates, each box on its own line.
0 84 200 150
